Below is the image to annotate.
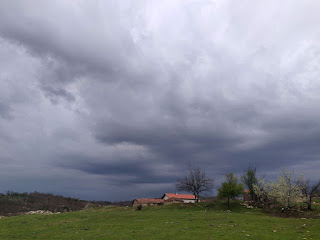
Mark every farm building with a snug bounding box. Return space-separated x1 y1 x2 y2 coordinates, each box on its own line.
132 198 165 207
132 193 199 207
162 193 198 203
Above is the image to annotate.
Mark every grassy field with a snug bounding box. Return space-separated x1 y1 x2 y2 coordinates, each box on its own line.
0 201 319 240
313 199 320 204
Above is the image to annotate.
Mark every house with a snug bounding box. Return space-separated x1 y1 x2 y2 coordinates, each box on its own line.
132 193 198 207
132 198 165 207
162 193 198 203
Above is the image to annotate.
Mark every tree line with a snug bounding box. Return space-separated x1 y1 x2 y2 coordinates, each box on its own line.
176 165 320 210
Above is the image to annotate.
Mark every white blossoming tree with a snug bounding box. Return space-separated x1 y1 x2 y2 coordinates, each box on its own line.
253 169 302 208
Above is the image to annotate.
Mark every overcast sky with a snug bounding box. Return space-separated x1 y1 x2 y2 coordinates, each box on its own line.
0 0 320 201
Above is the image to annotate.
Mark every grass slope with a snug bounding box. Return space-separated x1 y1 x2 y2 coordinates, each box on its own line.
0 201 319 240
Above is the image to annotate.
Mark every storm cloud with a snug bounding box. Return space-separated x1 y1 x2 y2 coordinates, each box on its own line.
0 0 320 200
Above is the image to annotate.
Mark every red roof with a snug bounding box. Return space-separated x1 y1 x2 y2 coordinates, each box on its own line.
164 193 196 199
134 198 165 204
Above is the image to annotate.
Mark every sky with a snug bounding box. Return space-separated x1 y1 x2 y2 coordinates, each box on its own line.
0 0 320 201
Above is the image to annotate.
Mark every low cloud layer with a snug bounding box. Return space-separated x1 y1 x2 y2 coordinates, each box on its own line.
0 0 320 200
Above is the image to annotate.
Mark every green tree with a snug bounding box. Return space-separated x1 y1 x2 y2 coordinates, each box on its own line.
218 173 244 210
241 165 258 202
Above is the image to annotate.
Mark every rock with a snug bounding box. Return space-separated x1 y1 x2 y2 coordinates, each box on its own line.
25 210 53 215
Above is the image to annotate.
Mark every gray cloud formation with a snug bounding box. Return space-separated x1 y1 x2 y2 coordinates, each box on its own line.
0 0 320 200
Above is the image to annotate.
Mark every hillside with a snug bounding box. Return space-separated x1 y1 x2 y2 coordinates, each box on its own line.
0 201 320 239
0 191 130 216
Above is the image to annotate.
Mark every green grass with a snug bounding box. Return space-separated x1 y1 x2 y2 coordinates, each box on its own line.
313 199 320 204
0 201 319 240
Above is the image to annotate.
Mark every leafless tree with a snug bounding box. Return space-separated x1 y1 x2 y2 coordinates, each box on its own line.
297 177 320 210
176 166 214 201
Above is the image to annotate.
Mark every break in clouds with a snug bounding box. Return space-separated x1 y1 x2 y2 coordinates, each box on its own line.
0 0 320 200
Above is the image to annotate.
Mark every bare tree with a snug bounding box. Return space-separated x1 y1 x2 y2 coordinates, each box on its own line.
297 175 320 210
176 166 214 202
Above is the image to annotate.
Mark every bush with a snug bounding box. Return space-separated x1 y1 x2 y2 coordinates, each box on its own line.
137 205 143 211
63 206 70 212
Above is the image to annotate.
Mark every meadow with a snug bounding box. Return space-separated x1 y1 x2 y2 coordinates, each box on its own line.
0 201 319 240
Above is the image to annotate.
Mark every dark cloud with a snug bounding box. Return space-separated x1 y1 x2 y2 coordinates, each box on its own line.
41 86 75 104
57 154 177 185
0 0 320 200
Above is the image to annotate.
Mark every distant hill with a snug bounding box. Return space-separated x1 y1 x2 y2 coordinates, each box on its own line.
0 191 131 216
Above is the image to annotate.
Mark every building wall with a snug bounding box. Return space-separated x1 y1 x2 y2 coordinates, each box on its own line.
163 195 169 200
